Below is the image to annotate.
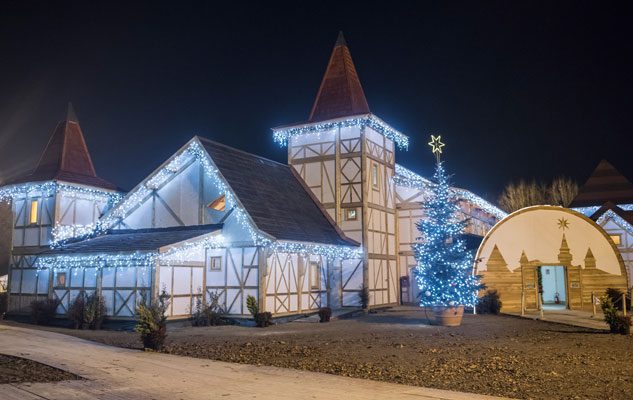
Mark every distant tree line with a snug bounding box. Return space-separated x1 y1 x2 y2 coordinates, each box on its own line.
498 177 578 213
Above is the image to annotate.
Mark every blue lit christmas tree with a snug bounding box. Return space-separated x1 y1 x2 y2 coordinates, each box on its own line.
413 137 482 308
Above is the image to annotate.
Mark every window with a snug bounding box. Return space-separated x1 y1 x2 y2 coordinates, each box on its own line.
55 272 67 287
209 256 222 271
371 163 379 188
310 261 320 289
610 234 622 246
29 200 38 224
208 195 226 212
345 208 357 221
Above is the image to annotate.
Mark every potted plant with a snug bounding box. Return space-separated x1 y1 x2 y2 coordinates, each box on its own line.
412 157 483 327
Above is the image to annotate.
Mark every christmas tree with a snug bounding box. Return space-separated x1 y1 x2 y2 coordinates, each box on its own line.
413 160 482 308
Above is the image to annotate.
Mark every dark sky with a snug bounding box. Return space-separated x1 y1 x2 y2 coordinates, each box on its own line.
1 1 632 202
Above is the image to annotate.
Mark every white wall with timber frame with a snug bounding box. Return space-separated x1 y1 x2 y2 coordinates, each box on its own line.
288 123 400 308
7 183 116 314
598 217 633 288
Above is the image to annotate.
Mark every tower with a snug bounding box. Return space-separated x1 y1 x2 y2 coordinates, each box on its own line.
273 33 408 306
1 104 120 312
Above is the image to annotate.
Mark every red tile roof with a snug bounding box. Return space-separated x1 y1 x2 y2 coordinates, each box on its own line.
308 32 370 122
569 159 633 207
6 104 117 190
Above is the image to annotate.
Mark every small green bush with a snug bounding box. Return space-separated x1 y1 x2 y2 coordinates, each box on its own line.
0 292 8 316
246 295 258 316
245 294 271 327
478 290 502 314
68 294 86 329
605 288 631 312
254 312 273 328
191 292 228 327
358 286 370 309
30 298 60 325
318 307 332 323
135 290 170 350
84 293 107 330
601 295 631 335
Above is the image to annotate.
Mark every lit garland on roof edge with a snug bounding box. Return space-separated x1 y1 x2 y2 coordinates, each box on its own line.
595 210 633 237
393 164 507 220
37 234 227 272
0 181 122 205
48 139 362 261
272 115 409 150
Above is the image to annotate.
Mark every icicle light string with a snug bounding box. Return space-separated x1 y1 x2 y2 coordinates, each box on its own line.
39 140 361 266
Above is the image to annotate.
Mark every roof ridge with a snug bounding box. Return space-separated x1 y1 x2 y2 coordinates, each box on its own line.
196 136 288 167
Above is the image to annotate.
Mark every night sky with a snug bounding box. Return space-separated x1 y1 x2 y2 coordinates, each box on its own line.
1 1 632 202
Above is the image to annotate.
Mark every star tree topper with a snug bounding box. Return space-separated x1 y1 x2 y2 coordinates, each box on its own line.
428 135 445 163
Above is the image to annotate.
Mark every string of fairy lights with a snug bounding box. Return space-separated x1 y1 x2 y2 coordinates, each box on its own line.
272 114 409 150
32 139 361 272
393 164 507 221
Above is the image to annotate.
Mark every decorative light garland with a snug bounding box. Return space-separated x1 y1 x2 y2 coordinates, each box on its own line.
272 114 409 150
0 181 121 205
393 164 507 220
46 139 362 263
595 209 633 237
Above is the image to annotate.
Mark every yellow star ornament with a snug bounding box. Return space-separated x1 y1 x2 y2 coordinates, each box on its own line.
428 135 445 162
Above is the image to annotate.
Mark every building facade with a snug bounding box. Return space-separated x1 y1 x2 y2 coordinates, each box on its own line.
1 35 502 319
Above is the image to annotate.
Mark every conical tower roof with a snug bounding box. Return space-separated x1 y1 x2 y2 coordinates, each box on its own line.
308 32 370 122
569 159 633 207
6 103 117 190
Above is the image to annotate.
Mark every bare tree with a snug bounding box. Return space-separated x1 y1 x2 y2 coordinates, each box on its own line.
498 177 579 213
498 180 547 213
548 176 579 207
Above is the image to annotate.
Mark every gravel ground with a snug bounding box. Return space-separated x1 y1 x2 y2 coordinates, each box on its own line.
0 354 80 384
7 308 633 399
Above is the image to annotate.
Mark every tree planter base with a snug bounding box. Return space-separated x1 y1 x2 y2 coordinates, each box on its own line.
432 305 464 327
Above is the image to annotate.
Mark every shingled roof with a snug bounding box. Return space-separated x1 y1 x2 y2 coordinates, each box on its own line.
42 224 222 255
308 32 370 122
569 159 633 207
198 137 357 247
5 104 117 190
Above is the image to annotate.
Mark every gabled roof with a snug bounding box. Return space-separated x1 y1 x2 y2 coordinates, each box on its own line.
308 32 370 122
590 201 633 226
5 103 117 190
42 224 222 255
569 159 633 207
198 137 357 246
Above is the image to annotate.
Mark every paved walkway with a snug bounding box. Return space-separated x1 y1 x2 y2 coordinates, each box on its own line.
506 309 609 330
0 324 506 400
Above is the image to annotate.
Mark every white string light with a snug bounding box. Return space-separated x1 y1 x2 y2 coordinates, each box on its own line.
394 164 507 220
272 114 409 150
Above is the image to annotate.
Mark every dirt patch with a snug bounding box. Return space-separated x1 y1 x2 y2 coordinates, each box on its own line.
0 354 80 384
6 309 633 399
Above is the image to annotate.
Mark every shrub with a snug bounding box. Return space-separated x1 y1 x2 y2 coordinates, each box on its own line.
84 293 107 330
191 292 228 327
254 312 273 328
245 294 271 327
601 295 631 335
0 292 8 316
30 298 60 325
318 307 332 323
358 286 370 309
605 288 631 312
478 290 502 314
68 294 86 329
246 295 258 316
135 290 170 351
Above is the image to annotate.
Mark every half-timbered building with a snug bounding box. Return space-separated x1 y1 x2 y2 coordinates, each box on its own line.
2 34 503 319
